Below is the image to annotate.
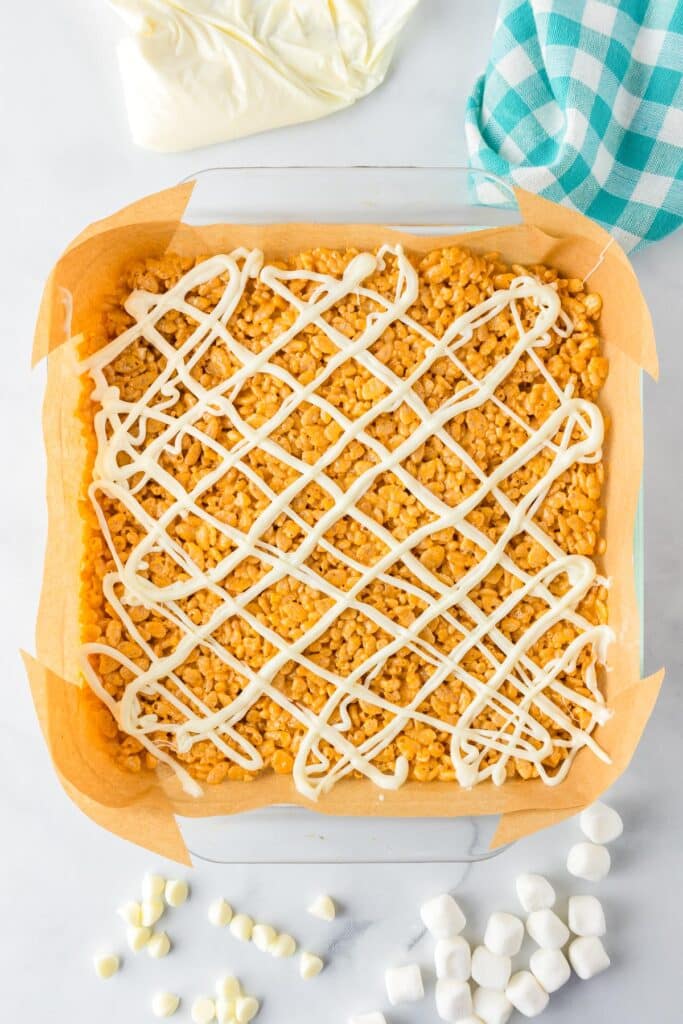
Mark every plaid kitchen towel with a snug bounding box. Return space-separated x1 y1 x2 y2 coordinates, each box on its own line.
465 0 683 251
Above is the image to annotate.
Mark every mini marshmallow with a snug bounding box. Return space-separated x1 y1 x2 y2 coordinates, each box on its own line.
347 1014 387 1024
435 936 471 981
252 924 277 952
484 912 524 956
93 953 120 979
568 936 611 980
435 978 473 1022
515 874 556 914
420 893 466 938
307 894 336 921
142 873 166 901
126 925 151 952
385 963 424 1005
526 909 570 950
152 992 180 1018
471 946 512 991
147 931 171 959
235 996 260 1023
567 842 611 882
568 895 606 937
506 971 549 1018
229 913 254 942
117 900 142 927
208 899 233 928
473 987 513 1024
270 933 297 957
580 802 623 844
191 997 216 1024
215 975 241 1000
300 951 324 979
165 879 189 908
529 948 571 993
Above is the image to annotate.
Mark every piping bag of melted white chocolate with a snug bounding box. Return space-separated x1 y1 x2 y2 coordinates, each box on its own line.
109 0 421 151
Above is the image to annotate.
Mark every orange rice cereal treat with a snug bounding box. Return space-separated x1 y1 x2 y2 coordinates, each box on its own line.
78 242 610 799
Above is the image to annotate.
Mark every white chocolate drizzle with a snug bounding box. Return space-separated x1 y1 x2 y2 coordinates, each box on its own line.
79 245 613 799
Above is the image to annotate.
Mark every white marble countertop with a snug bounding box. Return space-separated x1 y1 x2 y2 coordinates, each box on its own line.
1 2 681 1021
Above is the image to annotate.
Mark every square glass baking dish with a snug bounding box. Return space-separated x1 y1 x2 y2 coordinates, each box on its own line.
175 166 643 863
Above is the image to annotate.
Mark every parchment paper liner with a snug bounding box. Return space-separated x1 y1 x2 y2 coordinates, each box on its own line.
25 182 664 865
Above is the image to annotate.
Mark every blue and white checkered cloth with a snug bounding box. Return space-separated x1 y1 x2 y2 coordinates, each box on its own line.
465 0 683 251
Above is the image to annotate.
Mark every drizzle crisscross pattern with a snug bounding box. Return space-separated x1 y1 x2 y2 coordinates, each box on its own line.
80 244 612 799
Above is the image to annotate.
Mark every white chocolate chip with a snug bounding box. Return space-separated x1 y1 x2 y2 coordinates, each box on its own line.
208 899 233 928
515 874 556 914
235 996 260 1023
215 975 241 1000
142 873 166 901
117 900 142 927
229 913 254 942
126 925 152 952
385 963 424 1005
152 992 180 1018
270 933 297 958
191 996 216 1024
307 894 336 921
252 924 276 952
93 953 120 979
567 842 611 882
216 997 236 1024
147 931 171 958
142 897 165 927
165 879 189 908
300 951 324 979
580 802 623 844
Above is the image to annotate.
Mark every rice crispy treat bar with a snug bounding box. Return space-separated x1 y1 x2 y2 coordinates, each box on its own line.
78 242 610 799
